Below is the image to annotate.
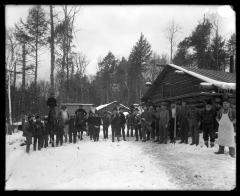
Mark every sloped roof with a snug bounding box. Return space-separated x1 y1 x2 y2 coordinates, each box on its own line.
96 101 118 111
179 65 236 83
168 64 236 90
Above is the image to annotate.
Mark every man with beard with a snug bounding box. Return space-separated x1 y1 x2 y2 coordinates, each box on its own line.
102 111 111 139
23 115 35 153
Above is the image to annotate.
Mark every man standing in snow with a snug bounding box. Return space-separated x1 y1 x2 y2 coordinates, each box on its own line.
169 103 176 143
110 107 121 142
188 105 200 146
75 106 88 140
56 116 64 146
42 116 49 148
215 97 236 158
154 105 160 142
140 105 153 142
33 115 44 151
23 115 35 153
158 102 170 144
133 108 142 141
177 100 189 144
200 100 216 147
119 107 126 141
126 109 135 137
102 111 110 139
59 105 70 143
69 115 77 143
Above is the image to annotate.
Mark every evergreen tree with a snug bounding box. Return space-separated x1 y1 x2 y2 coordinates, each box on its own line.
128 33 152 105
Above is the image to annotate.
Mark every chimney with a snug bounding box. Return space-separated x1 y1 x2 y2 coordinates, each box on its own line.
229 55 234 73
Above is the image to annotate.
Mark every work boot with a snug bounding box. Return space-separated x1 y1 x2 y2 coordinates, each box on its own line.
204 141 209 148
210 142 214 148
214 146 224 154
117 137 120 142
190 143 195 145
142 140 146 142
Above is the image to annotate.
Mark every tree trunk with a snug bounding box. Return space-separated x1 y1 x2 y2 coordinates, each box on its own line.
50 5 55 95
21 44 26 112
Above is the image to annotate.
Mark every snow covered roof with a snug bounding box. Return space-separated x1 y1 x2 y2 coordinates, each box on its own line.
119 104 130 111
169 64 236 90
96 101 118 111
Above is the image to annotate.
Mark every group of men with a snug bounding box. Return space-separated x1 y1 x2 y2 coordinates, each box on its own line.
20 96 236 157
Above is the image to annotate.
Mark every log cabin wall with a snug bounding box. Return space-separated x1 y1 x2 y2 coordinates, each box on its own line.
149 67 213 103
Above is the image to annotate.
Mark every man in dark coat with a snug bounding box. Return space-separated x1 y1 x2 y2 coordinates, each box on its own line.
154 105 160 142
42 116 49 148
200 100 216 147
119 107 126 141
177 100 189 144
133 108 142 141
126 110 135 137
69 115 77 143
33 115 44 151
23 115 35 153
102 111 110 139
110 107 121 142
87 110 101 142
140 105 153 142
75 106 88 140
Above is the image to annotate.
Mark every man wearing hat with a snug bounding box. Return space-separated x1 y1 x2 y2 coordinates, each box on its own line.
140 104 153 142
87 110 101 142
102 111 111 139
215 97 236 157
133 108 142 141
126 108 135 137
110 107 121 142
119 107 126 141
69 115 77 143
177 100 189 144
200 100 216 147
23 115 35 153
157 102 170 144
59 105 70 143
75 105 88 140
33 115 44 151
42 116 49 148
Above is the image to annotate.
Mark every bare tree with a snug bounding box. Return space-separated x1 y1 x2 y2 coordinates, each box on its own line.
50 5 55 95
166 20 180 63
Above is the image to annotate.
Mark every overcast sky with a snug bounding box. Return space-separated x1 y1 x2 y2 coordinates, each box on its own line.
5 5 235 82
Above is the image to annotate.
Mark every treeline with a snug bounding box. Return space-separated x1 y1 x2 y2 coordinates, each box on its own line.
173 16 236 71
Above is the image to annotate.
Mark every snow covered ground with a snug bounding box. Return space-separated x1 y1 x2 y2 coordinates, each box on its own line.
5 128 236 190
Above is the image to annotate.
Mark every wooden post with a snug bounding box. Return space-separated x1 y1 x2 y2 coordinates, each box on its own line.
8 71 12 125
173 104 176 141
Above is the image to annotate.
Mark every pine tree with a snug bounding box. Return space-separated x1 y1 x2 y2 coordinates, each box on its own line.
24 5 48 113
128 33 152 105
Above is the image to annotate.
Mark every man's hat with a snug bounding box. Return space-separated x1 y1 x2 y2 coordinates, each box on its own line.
206 99 212 105
61 105 66 109
134 107 139 111
112 106 118 111
35 114 40 119
222 97 230 103
161 102 167 106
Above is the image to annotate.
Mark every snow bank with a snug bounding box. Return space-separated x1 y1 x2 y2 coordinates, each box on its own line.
5 129 236 190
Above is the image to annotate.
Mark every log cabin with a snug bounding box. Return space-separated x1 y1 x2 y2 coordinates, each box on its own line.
141 64 236 107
